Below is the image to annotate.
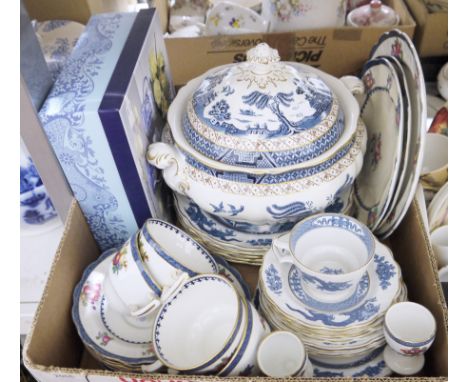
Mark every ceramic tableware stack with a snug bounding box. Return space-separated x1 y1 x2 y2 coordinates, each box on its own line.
353 29 428 239
256 213 407 377
72 219 256 373
148 43 368 264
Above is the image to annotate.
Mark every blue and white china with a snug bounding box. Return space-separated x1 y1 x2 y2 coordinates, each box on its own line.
213 255 252 301
272 214 375 304
260 238 401 329
262 0 347 32
34 20 85 81
383 302 436 375
151 274 246 374
257 331 313 377
20 141 57 225
72 250 161 370
312 346 391 377
137 218 218 287
205 1 269 35
354 57 405 231
105 233 187 320
219 300 271 376
147 43 367 227
369 29 427 238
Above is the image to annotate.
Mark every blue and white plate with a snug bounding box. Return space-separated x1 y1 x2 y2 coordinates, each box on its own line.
260 238 401 329
71 250 157 366
213 255 252 301
311 346 391 377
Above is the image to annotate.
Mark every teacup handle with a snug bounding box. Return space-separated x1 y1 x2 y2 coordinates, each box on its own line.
271 233 294 265
339 75 365 96
141 359 164 373
130 272 189 318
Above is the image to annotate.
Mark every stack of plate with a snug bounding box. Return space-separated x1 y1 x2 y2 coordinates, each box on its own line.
257 239 406 377
353 30 427 239
72 250 251 372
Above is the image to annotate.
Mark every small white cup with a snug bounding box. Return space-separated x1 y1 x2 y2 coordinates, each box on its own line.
430 225 448 268
257 331 313 378
272 213 375 303
420 133 448 192
384 302 436 375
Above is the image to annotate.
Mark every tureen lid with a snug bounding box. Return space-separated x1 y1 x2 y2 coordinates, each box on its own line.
184 43 344 169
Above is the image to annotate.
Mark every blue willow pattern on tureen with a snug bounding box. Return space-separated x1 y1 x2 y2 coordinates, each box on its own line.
183 43 345 169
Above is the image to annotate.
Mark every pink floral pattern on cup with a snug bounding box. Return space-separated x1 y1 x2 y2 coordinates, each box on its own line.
80 282 101 310
96 331 113 346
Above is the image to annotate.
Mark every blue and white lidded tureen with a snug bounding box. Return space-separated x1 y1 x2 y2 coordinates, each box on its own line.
147 43 367 225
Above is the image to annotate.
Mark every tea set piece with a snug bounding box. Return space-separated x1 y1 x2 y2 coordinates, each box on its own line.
257 331 313 377
212 254 252 300
205 1 269 35
430 225 448 268
420 133 448 192
353 56 406 231
347 0 400 27
262 0 347 32
369 30 427 238
427 182 448 232
383 302 436 375
168 0 208 33
437 63 448 100
72 250 160 370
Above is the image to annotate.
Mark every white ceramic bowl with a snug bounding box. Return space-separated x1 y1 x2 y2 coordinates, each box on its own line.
152 275 245 374
430 225 448 268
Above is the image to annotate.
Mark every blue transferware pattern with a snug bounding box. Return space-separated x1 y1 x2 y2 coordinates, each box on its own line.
313 360 388 378
310 346 384 369
302 273 352 292
261 241 400 328
183 134 355 184
154 276 243 373
72 249 157 364
210 202 245 217
325 174 354 213
265 264 282 295
20 157 42 194
141 76 156 138
288 266 370 312
20 187 57 225
39 14 137 250
183 111 345 169
183 43 346 169
374 254 396 289
213 254 252 301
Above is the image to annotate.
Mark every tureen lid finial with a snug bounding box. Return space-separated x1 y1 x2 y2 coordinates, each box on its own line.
246 43 280 65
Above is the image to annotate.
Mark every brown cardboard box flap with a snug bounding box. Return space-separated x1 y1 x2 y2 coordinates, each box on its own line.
23 200 447 381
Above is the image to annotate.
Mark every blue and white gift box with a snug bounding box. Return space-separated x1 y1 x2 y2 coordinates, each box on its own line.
39 9 175 250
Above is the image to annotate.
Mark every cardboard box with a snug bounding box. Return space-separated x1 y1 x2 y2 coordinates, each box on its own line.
23 199 448 381
405 0 448 57
39 10 175 251
161 0 416 87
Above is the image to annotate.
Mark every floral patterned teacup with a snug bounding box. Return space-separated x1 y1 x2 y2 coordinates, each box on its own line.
383 302 436 375
262 0 347 32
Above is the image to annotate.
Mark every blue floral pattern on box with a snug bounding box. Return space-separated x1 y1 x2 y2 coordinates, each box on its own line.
183 134 354 185
39 14 136 250
374 254 396 289
265 264 282 295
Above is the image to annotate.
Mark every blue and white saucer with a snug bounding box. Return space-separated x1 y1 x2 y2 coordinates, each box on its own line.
260 238 401 329
72 250 157 366
213 255 252 301
311 346 391 377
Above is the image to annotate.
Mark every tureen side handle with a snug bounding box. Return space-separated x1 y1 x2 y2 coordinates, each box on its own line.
339 75 365 96
146 142 190 196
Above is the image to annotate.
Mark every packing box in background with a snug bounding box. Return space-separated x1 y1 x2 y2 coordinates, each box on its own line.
161 0 416 87
39 9 175 251
22 200 448 381
23 0 169 35
405 0 448 57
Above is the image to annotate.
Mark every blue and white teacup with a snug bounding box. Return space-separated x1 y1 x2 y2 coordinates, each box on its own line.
20 184 57 225
272 213 375 303
138 219 218 288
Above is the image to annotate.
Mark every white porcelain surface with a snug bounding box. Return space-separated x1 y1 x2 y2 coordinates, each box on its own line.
206 1 268 35
383 345 424 375
428 182 448 232
257 331 312 377
262 0 347 32
167 23 205 37
430 225 448 268
272 214 375 303
437 63 448 101
347 0 399 27
138 218 218 287
384 302 436 357
421 133 448 175
152 274 244 374
438 265 448 282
